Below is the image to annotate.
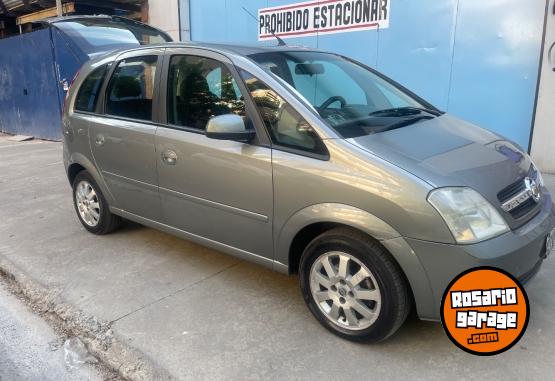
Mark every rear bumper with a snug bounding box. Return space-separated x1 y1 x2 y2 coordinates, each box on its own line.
400 192 555 321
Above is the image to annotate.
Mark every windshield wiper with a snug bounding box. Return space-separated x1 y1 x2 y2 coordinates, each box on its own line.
369 107 442 117
378 115 435 133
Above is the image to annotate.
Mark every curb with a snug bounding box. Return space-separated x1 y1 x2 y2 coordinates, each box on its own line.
0 256 174 381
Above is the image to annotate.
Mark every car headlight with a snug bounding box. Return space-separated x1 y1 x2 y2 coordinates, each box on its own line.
537 170 545 187
428 187 509 244
530 160 545 187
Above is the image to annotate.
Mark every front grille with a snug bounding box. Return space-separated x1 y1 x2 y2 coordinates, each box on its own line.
510 198 536 219
497 169 540 222
497 180 526 202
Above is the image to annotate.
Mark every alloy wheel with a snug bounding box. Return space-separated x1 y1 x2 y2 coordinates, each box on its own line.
75 180 100 227
309 251 382 330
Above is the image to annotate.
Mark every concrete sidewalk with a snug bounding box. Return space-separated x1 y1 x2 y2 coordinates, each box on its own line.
1 135 554 380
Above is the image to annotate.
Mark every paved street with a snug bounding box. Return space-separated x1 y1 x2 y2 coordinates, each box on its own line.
1 134 555 380
0 283 104 381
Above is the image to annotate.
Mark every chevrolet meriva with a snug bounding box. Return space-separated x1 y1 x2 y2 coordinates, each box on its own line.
63 43 555 342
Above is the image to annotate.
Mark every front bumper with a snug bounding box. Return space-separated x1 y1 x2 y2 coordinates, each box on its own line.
404 191 555 321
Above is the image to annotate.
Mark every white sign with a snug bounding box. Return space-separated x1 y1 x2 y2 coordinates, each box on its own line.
258 0 390 40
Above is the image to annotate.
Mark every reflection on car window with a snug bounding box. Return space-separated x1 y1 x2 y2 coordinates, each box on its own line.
240 70 327 156
54 19 171 54
287 60 366 107
167 55 246 130
75 64 109 113
105 56 157 121
249 51 435 139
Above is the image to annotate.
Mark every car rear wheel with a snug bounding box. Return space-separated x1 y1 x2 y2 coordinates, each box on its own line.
299 227 412 342
72 171 121 235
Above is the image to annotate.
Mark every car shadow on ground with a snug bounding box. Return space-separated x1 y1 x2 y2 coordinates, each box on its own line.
113 219 446 347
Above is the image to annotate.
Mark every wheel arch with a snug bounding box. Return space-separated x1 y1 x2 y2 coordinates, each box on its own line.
275 203 436 319
275 204 400 271
66 152 116 205
67 162 86 185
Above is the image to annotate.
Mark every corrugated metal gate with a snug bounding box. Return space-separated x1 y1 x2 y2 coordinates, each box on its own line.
0 28 63 140
0 16 172 141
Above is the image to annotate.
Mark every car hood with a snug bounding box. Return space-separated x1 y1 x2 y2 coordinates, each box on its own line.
347 114 536 228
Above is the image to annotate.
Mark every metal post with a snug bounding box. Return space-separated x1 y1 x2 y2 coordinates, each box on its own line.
179 0 191 41
177 0 182 41
56 0 63 17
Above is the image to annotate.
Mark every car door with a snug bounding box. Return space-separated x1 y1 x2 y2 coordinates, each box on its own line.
89 49 163 221
155 48 274 261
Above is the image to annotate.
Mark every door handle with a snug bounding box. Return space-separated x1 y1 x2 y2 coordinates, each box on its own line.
162 149 178 165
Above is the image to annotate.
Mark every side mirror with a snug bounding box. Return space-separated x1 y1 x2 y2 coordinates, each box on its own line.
205 114 255 142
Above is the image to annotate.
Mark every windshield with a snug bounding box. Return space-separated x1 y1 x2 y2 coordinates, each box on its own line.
54 18 172 55
248 51 440 138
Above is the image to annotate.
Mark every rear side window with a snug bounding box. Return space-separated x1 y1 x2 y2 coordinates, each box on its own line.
74 64 109 113
105 56 158 121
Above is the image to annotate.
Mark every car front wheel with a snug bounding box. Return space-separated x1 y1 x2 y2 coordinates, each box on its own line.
299 227 412 342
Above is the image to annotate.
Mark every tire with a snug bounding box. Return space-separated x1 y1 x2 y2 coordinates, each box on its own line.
72 170 121 235
299 227 412 343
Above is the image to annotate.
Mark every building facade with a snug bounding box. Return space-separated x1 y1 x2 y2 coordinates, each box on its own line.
0 0 551 171
162 0 552 172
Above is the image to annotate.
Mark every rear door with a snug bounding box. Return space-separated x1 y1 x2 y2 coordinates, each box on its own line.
89 48 163 221
155 48 274 260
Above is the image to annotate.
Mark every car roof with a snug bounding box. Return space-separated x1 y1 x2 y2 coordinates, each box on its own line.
35 14 162 26
173 42 319 56
94 41 325 61
33 14 172 37
35 14 113 24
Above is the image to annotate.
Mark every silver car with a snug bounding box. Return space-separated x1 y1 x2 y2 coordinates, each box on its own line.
63 43 555 342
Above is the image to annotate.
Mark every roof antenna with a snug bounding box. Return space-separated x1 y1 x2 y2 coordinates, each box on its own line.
242 6 286 46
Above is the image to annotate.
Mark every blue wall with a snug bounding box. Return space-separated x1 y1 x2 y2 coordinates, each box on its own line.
188 0 546 149
0 29 62 140
0 27 88 140
0 20 152 141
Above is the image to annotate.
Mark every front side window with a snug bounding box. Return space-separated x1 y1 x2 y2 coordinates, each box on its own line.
167 55 246 130
75 64 109 113
105 56 157 121
249 51 439 139
241 70 327 156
